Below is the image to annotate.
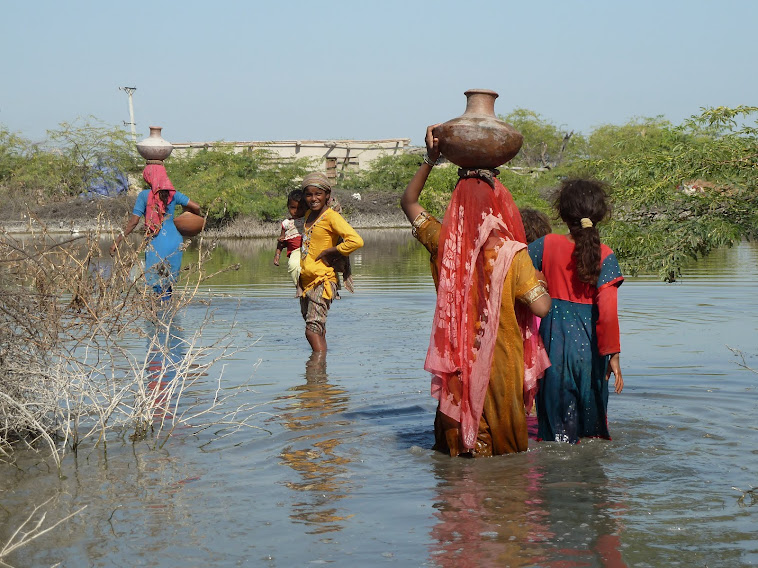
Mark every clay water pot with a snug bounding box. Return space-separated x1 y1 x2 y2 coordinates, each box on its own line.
174 212 205 237
433 89 523 169
137 126 174 162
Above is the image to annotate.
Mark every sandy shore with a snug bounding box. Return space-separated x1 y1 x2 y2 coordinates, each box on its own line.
0 189 409 237
0 210 409 237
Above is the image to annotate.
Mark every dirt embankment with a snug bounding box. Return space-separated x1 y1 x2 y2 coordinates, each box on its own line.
0 188 407 237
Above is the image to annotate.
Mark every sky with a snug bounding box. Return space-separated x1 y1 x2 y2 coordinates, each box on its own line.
2 0 756 146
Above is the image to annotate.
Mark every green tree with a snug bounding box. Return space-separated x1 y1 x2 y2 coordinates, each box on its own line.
0 127 26 182
165 147 313 223
501 108 585 169
341 153 424 191
1 118 139 202
585 107 758 280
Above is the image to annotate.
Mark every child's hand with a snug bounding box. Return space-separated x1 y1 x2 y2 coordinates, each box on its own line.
605 353 623 393
315 252 333 266
316 247 340 267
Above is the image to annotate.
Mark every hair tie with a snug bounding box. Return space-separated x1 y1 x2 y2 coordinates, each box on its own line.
580 217 593 229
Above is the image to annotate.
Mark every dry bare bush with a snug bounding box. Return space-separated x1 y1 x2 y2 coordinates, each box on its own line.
0 212 265 469
0 497 87 568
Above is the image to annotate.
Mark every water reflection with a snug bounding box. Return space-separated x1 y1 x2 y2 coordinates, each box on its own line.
0 441 208 567
145 314 186 425
530 448 627 568
429 447 627 567
2 236 757 566
429 454 545 567
275 353 355 534
180 229 435 293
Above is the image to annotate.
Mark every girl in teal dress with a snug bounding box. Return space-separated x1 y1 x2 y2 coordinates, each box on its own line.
528 179 624 443
110 164 201 299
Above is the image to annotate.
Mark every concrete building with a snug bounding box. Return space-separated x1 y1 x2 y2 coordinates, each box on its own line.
171 138 412 184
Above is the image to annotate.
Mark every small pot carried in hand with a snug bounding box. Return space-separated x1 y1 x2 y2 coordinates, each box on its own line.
174 212 205 237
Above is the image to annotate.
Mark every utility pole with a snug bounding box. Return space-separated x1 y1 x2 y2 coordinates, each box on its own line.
119 86 137 142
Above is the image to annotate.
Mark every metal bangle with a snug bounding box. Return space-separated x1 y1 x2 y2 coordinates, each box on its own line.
522 284 549 305
423 153 438 167
411 210 431 238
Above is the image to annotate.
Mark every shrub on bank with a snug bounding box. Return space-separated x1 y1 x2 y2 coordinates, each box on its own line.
2 105 757 281
0 119 140 204
165 146 313 224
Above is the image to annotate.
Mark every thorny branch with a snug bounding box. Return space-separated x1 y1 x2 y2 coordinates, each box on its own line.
726 345 757 374
0 216 260 468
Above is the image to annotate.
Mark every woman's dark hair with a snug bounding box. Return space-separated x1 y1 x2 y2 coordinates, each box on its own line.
554 178 610 284
157 189 171 212
520 208 552 244
287 189 304 203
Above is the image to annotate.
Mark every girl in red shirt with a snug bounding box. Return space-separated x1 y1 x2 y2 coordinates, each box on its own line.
528 179 624 443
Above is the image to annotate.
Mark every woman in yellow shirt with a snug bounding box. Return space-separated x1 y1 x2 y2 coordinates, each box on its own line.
298 172 364 352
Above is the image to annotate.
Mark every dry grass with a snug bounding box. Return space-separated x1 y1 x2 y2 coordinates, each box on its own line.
0 210 263 469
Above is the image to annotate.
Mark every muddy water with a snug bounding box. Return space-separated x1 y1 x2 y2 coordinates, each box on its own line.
2 230 757 567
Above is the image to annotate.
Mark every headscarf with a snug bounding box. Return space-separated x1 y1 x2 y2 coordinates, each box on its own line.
142 164 176 236
300 172 332 192
424 173 550 451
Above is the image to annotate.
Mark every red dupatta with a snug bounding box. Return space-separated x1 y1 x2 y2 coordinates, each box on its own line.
424 174 550 451
142 164 175 236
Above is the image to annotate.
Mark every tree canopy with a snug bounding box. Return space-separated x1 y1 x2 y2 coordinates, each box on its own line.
1 106 756 280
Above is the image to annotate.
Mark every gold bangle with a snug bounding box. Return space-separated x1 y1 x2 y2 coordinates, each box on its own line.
521 283 549 305
411 210 431 238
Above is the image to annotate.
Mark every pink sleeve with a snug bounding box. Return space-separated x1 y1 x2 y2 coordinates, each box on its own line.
596 284 621 356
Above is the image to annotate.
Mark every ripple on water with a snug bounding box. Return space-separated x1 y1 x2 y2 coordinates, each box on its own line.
3 238 758 567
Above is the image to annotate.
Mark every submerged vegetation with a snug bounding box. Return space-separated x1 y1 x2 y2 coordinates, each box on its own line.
583 106 758 280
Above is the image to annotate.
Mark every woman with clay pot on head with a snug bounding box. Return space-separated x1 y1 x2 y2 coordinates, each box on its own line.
401 125 552 457
110 163 201 300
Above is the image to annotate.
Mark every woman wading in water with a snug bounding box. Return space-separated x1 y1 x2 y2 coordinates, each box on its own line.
401 126 551 457
110 164 201 300
528 178 624 443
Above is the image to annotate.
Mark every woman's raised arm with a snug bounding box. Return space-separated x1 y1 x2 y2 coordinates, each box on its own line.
401 124 441 223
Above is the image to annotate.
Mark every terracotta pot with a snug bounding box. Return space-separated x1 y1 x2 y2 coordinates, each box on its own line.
174 212 205 237
433 89 523 169
136 126 174 162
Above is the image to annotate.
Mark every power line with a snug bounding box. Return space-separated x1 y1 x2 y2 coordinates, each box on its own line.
119 87 137 143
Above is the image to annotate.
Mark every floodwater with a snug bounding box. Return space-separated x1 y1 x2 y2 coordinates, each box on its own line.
2 230 757 567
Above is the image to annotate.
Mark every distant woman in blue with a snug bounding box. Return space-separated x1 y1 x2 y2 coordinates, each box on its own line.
110 164 201 299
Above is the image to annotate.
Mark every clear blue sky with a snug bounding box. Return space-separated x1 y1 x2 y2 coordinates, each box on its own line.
2 0 756 146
